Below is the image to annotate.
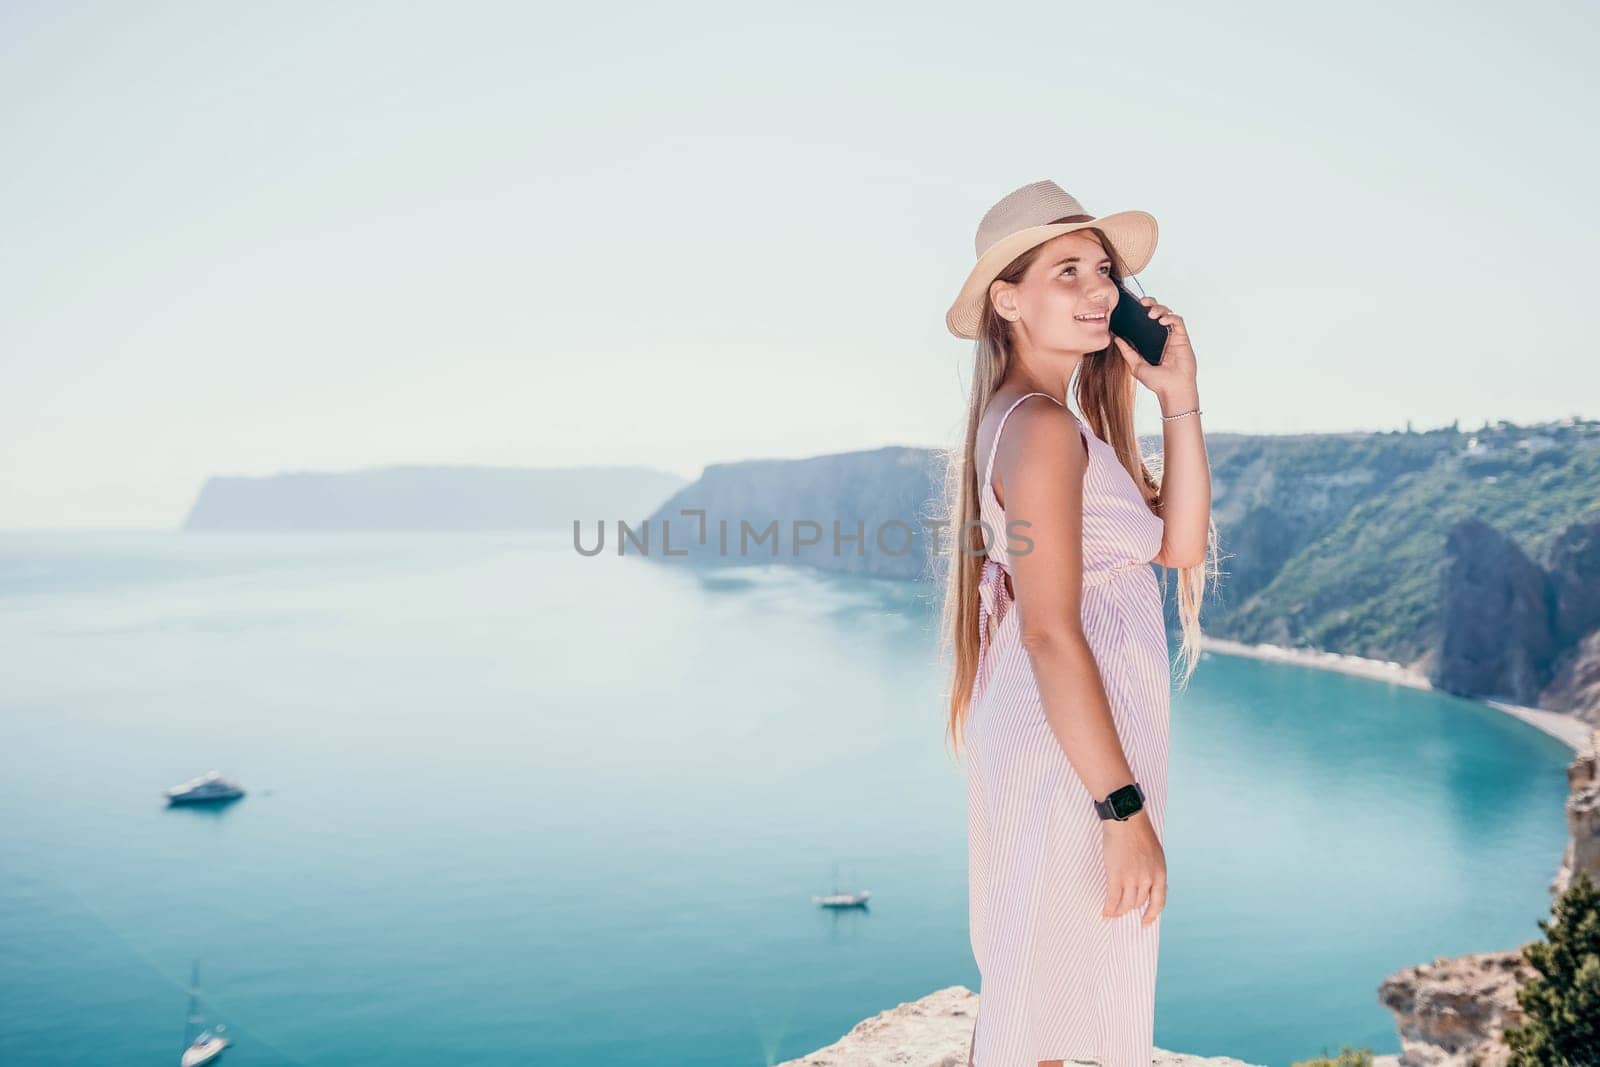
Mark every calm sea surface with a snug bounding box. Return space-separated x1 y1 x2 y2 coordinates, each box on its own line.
0 531 1575 1066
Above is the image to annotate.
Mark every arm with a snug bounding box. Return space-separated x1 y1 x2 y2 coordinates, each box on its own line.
995 401 1167 923
995 402 1141 806
1150 384 1211 570
1114 295 1211 570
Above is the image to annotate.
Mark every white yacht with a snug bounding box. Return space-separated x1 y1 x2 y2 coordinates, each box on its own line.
812 863 871 909
165 771 244 806
181 1026 230 1066
178 961 231 1065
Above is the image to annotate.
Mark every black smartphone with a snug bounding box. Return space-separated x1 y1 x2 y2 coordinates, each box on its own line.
1109 278 1169 366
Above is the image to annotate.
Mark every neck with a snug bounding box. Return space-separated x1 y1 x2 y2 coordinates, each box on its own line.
1007 350 1085 403
1006 324 1092 399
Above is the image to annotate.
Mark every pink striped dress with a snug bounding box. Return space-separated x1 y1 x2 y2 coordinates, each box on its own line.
965 390 1171 1067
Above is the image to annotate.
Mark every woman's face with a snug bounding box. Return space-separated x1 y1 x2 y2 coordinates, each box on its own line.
991 230 1119 351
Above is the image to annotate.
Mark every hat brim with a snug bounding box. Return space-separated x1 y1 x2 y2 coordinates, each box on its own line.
944 211 1159 340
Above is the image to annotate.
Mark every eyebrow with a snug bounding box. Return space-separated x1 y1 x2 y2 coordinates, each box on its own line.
1049 254 1113 268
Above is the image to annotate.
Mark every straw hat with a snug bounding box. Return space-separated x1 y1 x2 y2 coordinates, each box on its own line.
945 179 1159 340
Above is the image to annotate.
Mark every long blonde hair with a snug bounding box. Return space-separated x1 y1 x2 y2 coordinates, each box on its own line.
936 226 1223 761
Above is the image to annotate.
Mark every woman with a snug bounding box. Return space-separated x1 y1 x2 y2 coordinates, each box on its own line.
938 180 1219 1067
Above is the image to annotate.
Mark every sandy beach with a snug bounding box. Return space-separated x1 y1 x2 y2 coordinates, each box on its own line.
1200 635 1595 752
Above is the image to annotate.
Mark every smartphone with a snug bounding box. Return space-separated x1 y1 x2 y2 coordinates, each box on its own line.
1109 277 1169 366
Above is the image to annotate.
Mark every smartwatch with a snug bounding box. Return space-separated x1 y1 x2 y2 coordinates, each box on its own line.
1093 782 1145 821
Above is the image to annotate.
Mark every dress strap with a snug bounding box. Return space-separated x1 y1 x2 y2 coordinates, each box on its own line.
982 391 1066 504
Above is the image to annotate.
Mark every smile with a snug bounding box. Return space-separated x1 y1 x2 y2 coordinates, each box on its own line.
1074 312 1108 324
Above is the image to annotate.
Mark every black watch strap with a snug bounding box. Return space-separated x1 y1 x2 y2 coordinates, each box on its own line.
1093 782 1145 821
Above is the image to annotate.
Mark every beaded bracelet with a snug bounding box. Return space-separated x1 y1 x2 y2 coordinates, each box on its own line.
1161 407 1202 422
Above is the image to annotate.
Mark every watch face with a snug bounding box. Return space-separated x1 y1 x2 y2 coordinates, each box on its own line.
1109 785 1142 819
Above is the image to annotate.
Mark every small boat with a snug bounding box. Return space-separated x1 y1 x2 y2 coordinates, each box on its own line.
178 961 231 1066
181 1026 231 1067
813 863 871 909
165 771 244 806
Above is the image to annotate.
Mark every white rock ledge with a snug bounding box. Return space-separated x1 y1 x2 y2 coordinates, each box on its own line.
775 985 1265 1067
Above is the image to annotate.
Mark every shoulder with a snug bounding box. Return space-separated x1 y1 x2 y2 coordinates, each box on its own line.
996 395 1086 469
991 395 1088 504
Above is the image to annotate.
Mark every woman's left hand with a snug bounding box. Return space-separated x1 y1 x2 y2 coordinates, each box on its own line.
1112 295 1198 403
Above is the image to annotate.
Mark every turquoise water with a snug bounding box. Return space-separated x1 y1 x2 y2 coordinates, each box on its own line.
0 531 1574 1066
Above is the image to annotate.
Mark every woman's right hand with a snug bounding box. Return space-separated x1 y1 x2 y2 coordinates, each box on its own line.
1101 810 1167 926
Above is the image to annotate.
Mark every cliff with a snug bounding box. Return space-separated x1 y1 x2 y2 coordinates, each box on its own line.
642 417 1600 722
1375 949 1537 1067
1552 727 1600 900
773 985 1263 1067
1430 517 1600 723
641 446 943 579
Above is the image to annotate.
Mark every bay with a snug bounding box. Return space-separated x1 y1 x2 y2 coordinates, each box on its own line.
0 532 1573 1066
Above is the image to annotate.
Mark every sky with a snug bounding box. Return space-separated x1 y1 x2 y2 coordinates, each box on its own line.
2 0 1595 529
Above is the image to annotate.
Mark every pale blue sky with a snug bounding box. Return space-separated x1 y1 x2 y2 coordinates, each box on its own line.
3 1 1594 528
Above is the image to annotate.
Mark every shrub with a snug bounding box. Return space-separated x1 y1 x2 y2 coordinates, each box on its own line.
1503 869 1600 1066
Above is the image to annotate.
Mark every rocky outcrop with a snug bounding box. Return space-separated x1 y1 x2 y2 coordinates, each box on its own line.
1543 520 1600 647
1376 949 1538 1066
1426 516 1600 725
1431 518 1558 706
1540 521 1600 725
773 985 1263 1067
1378 728 1600 1065
1552 728 1600 899
642 446 945 579
1543 629 1600 726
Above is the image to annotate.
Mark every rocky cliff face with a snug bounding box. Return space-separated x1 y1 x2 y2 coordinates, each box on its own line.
1378 728 1600 1066
1431 517 1558 707
772 985 1264 1067
1544 520 1600 646
1432 519 1600 725
1543 630 1600 729
1553 728 1600 899
642 446 945 579
1541 521 1600 726
1376 949 1538 1067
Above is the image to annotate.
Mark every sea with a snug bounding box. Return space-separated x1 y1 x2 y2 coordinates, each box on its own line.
0 530 1576 1066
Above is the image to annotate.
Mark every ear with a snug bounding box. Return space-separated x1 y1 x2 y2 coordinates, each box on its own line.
987 279 1017 323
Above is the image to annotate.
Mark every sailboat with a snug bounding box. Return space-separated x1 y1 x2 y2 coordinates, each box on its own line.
179 960 231 1066
165 771 245 806
812 862 871 909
